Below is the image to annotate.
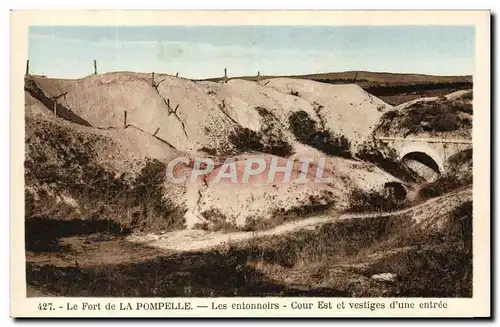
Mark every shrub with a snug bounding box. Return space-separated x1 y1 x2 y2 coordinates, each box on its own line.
376 98 472 135
348 187 407 213
450 99 473 115
384 182 408 200
255 107 293 157
419 174 471 199
228 127 264 153
312 102 327 129
228 109 293 157
450 201 473 251
460 91 473 100
272 195 334 221
242 216 280 232
447 148 473 168
242 193 335 232
404 100 467 132
195 209 239 232
355 140 421 183
263 138 293 157
459 117 472 129
288 111 316 140
432 112 459 131
255 106 272 117
419 148 472 199
129 159 186 231
198 146 218 156
383 110 398 120
289 110 351 158
228 126 293 157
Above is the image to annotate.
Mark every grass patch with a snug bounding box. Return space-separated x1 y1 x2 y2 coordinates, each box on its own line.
235 195 472 297
228 127 264 153
347 186 407 213
447 148 473 168
255 107 293 157
376 97 472 135
198 146 218 156
227 107 293 157
289 110 351 158
361 201 472 297
27 195 472 297
419 175 467 199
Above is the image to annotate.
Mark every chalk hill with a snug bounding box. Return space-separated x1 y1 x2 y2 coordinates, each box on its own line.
24 72 409 232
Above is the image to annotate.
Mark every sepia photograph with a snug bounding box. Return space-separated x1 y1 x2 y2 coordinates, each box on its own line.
9 10 491 318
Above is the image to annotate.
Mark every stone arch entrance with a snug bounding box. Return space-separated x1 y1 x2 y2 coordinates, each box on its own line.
402 151 441 174
399 144 444 181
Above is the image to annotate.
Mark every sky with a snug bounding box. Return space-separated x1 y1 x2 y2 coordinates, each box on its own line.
28 25 475 79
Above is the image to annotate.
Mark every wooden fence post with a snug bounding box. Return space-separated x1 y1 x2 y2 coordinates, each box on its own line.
94 60 97 75
176 72 179 78
224 68 227 83
25 60 30 76
257 71 260 84
124 110 127 128
152 72 155 86
53 100 56 117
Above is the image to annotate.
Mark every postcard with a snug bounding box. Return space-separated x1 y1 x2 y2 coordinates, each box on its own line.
10 9 490 318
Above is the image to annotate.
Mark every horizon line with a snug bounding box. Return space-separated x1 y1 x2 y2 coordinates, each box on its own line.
26 69 474 81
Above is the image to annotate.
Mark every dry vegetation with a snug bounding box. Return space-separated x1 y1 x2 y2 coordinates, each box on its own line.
24 72 473 298
288 110 351 158
226 107 293 157
419 148 472 199
25 116 187 244
375 96 473 137
26 191 472 297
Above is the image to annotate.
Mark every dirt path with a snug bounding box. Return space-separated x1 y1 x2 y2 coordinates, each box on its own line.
127 188 472 252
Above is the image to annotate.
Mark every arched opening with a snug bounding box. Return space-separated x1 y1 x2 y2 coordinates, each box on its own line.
402 151 441 182
402 152 441 174
384 182 407 201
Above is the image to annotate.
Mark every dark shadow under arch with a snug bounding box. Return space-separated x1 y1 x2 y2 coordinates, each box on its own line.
384 182 407 201
402 151 441 175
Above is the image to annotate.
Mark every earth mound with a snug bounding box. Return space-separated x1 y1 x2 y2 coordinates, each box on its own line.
24 73 405 233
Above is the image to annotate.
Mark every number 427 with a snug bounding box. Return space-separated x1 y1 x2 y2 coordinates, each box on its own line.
37 302 54 311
